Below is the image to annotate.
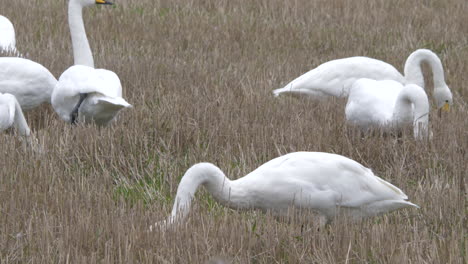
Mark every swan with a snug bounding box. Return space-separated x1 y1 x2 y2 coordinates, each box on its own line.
0 57 57 110
0 15 23 57
345 79 430 139
157 152 419 227
273 49 452 111
0 15 16 53
0 93 31 136
0 17 55 109
51 0 131 125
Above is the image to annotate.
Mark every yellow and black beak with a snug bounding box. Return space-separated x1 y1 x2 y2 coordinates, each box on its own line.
95 0 113 5
441 102 450 112
438 102 451 118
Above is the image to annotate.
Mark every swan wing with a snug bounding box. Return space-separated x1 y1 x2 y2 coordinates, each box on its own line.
0 58 57 110
274 57 405 98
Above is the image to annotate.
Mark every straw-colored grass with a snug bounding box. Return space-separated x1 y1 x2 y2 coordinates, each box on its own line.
0 0 466 263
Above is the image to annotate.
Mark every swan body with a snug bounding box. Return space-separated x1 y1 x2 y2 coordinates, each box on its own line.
345 79 430 139
274 49 452 110
162 152 418 226
52 65 130 125
0 57 57 110
0 93 31 136
51 0 130 125
0 15 16 53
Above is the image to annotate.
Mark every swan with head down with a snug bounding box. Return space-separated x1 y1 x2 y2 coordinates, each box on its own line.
154 152 419 228
346 79 431 139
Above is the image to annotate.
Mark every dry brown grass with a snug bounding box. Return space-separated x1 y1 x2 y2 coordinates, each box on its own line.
0 0 467 263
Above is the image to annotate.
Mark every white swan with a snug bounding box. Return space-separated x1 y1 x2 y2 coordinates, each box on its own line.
0 93 31 136
0 15 16 53
273 49 452 110
51 0 131 125
345 79 430 139
0 15 23 57
0 57 57 110
158 152 418 227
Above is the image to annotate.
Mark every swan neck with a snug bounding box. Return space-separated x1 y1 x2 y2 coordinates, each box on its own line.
13 99 31 136
68 0 94 67
393 85 429 138
170 163 233 223
403 49 446 90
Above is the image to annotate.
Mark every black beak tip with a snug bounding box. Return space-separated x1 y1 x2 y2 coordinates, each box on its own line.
97 0 114 5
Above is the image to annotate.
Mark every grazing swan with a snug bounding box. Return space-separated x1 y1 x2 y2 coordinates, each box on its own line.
51 0 131 125
0 93 31 136
157 152 418 227
273 49 452 110
0 58 57 110
345 79 430 139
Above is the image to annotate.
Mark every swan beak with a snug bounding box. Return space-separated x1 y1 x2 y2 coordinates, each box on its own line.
441 102 450 112
95 0 113 5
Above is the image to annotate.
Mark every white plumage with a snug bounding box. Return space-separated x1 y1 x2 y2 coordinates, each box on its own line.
158 152 418 227
274 49 452 110
0 15 16 53
345 79 430 139
52 65 130 125
51 0 130 125
0 93 30 136
0 57 57 110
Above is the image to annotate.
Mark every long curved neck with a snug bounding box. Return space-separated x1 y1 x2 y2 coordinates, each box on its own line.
393 84 429 139
403 49 446 90
13 99 31 136
68 0 94 67
169 163 234 223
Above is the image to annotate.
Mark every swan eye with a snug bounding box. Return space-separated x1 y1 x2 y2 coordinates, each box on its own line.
445 100 449 103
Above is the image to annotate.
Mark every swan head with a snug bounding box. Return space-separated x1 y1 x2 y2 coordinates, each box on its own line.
434 84 453 112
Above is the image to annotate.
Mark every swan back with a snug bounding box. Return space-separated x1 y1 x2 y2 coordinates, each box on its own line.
246 152 409 202
0 15 16 52
274 57 405 98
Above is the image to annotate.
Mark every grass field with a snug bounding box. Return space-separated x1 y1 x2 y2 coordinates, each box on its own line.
0 0 467 262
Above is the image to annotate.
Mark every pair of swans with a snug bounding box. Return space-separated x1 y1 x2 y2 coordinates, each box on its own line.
155 152 418 228
274 49 452 138
0 0 130 126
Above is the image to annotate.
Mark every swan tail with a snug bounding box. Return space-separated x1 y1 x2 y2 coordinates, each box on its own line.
79 96 131 125
96 97 132 109
363 199 419 217
273 86 291 97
